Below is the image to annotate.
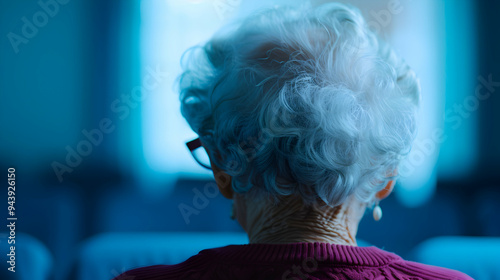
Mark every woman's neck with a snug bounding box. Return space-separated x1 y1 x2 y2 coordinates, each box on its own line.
234 194 365 246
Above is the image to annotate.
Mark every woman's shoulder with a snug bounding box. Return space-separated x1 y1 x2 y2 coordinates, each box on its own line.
388 258 474 280
111 250 217 280
346 246 473 280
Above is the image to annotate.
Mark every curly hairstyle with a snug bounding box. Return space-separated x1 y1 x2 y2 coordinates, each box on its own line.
178 3 420 206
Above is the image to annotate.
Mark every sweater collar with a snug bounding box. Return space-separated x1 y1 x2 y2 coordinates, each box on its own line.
211 242 401 266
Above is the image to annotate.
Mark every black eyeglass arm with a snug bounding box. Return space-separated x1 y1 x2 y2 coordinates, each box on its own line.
186 138 202 151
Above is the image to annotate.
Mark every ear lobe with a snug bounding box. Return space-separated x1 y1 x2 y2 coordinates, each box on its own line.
376 180 395 200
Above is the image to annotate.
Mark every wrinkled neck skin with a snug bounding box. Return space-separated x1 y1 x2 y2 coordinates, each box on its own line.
234 193 366 246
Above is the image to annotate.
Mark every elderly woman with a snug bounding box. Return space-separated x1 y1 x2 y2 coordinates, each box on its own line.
118 3 472 280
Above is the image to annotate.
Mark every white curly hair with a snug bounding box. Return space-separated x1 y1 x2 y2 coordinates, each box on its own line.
179 3 420 206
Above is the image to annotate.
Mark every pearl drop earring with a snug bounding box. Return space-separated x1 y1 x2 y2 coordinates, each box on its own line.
373 201 382 221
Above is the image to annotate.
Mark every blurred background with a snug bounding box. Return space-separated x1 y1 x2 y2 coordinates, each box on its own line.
0 0 499 279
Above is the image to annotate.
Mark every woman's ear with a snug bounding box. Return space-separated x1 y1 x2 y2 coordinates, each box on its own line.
202 143 234 199
211 163 234 199
376 180 395 200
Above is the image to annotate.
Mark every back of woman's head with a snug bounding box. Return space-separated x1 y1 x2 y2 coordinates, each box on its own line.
179 3 420 207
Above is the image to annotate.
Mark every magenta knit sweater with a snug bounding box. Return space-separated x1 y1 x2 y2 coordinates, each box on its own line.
115 243 472 279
